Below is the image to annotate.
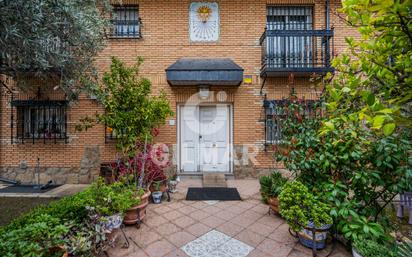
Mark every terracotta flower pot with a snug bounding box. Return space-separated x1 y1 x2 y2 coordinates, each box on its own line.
123 190 151 225
268 197 280 213
49 245 68 257
149 180 167 193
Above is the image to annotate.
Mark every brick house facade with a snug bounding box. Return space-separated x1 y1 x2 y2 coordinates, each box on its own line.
0 0 358 184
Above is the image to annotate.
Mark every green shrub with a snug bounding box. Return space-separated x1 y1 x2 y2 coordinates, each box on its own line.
0 179 142 256
279 181 332 232
259 171 288 202
353 238 397 257
0 214 68 257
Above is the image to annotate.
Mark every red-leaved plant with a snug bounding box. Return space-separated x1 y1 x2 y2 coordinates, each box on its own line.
109 143 169 187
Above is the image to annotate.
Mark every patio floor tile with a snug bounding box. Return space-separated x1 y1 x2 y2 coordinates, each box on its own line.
145 239 176 257
189 209 211 220
181 230 253 257
257 238 295 256
173 216 196 228
201 215 225 228
155 223 182 237
234 229 266 247
268 223 297 244
163 210 185 221
246 221 276 237
215 221 244 237
168 231 196 247
107 179 350 257
146 215 169 228
186 223 212 237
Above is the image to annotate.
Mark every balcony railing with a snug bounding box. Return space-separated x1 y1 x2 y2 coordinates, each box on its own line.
260 29 334 77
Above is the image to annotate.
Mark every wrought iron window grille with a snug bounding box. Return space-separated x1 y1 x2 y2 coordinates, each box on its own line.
261 6 334 76
263 98 323 148
110 5 141 38
11 100 68 144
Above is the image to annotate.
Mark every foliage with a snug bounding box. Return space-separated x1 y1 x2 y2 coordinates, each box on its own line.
325 0 412 132
0 214 68 257
259 171 288 202
352 238 397 257
79 57 174 156
0 179 141 256
63 209 109 256
84 178 140 216
109 143 169 188
0 0 112 99
275 95 411 242
278 181 333 232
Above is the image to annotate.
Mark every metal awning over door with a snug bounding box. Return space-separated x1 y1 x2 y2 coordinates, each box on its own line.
166 58 244 86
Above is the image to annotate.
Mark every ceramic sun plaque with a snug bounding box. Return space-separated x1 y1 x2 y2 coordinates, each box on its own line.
189 2 220 42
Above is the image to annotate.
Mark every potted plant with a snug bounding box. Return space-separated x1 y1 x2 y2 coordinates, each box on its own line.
259 171 288 213
352 238 397 257
167 168 179 193
151 181 163 204
123 186 144 225
279 181 333 250
87 179 134 231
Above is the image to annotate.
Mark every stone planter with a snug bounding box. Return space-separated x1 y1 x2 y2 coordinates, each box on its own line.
267 197 279 213
152 191 162 204
123 190 151 225
297 221 332 250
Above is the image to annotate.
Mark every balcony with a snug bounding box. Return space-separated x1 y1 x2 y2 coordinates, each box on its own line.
260 29 334 77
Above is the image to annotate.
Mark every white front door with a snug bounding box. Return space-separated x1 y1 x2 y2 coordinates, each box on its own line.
180 105 231 173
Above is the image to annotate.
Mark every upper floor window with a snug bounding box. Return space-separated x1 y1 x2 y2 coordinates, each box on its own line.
267 6 312 30
111 5 141 38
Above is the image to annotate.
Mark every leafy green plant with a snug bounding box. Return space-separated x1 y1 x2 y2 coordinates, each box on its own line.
78 57 174 157
0 179 142 257
153 181 162 192
84 178 139 216
0 0 113 99
274 94 411 242
259 171 288 202
352 238 397 257
279 181 333 232
0 214 68 257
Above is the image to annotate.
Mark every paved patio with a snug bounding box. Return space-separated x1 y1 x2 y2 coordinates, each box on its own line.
107 179 351 257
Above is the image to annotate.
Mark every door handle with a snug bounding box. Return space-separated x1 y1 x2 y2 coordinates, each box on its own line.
199 135 202 139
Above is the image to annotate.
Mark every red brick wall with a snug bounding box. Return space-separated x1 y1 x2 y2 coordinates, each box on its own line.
0 0 359 181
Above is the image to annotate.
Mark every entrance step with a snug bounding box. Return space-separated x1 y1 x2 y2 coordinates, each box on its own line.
202 173 227 188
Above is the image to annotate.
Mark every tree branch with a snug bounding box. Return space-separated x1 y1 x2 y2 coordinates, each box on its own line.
397 12 412 46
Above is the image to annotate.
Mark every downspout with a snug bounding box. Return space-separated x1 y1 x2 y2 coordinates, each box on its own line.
325 0 331 67
325 0 330 30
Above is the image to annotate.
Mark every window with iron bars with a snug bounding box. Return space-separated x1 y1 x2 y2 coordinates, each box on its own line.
264 98 321 146
111 5 141 38
266 6 314 68
11 100 68 144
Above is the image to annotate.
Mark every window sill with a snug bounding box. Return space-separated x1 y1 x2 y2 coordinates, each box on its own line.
109 35 142 39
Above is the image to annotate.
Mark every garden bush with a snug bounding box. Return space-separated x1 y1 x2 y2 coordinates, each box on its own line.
274 97 410 242
0 179 138 257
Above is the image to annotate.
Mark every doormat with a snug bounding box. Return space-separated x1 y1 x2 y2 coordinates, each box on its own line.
186 187 241 201
0 185 61 194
